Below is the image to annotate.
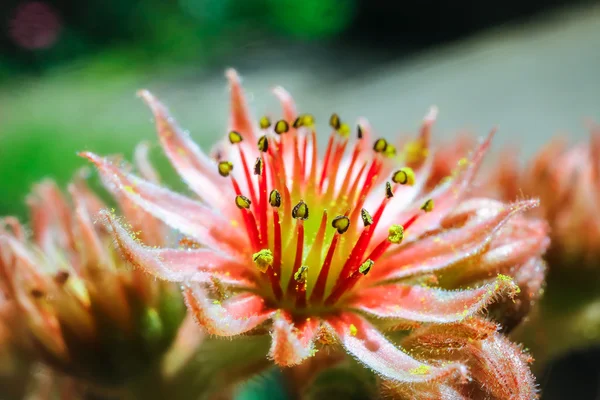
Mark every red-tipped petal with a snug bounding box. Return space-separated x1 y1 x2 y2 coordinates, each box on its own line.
269 312 320 366
349 276 519 324
372 199 539 282
184 286 274 336
137 89 226 207
324 313 467 383
82 152 242 251
226 68 256 141
102 210 251 286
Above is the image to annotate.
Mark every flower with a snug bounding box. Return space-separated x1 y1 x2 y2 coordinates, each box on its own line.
0 167 186 390
84 69 549 397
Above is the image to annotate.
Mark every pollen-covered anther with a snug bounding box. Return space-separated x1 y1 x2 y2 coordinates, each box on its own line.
257 135 269 152
332 215 351 234
259 116 271 129
338 123 351 138
252 249 273 273
218 161 234 177
254 157 264 176
329 113 341 130
421 199 434 212
235 195 252 209
361 208 373 226
292 200 309 220
293 114 315 129
392 167 415 185
357 124 364 139
359 259 374 275
274 120 290 134
373 138 388 153
384 144 397 157
388 224 405 244
385 182 394 198
228 130 243 144
294 265 309 282
269 189 281 207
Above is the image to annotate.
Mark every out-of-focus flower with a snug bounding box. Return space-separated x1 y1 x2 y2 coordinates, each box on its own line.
85 69 549 398
0 164 186 392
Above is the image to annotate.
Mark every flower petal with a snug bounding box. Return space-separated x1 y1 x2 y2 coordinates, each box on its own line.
82 152 244 251
350 276 519 324
101 210 252 286
184 285 275 336
226 68 256 141
373 199 539 282
324 313 467 383
268 312 320 366
137 89 228 207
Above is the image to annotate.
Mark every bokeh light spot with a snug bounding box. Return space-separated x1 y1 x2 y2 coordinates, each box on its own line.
9 1 62 50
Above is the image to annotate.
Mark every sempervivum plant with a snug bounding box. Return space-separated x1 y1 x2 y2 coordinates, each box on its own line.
85 69 549 399
0 164 187 397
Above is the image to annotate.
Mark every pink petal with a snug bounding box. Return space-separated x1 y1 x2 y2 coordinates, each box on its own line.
269 312 320 366
226 68 256 141
137 89 228 207
184 285 275 336
325 313 467 383
82 152 245 252
372 199 539 283
101 210 252 286
272 85 297 123
134 141 161 183
349 276 519 323
400 130 495 239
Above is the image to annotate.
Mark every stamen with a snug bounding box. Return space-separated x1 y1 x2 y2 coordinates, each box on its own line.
385 181 394 198
421 198 434 212
331 215 350 234
384 144 397 157
329 113 341 130
358 259 374 275
235 195 251 209
259 116 271 129
274 120 290 135
357 124 364 139
319 133 336 191
269 189 282 207
254 157 264 176
294 265 308 282
253 249 273 273
287 219 305 295
392 167 415 185
218 161 234 177
258 135 269 152
310 228 342 303
292 200 309 220
373 138 388 153
338 123 351 138
228 130 243 144
361 208 373 226
365 224 404 263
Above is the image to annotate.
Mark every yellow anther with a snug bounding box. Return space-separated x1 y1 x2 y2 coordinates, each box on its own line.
259 116 271 130
373 138 388 153
294 265 309 282
361 208 373 226
301 114 315 127
384 143 397 157
292 200 309 220
331 215 350 234
254 157 264 176
329 113 341 130
359 259 374 275
388 224 404 244
403 140 428 164
218 161 234 177
349 323 358 336
357 124 364 139
228 130 243 144
253 249 273 273
274 120 289 134
385 181 394 198
257 135 269 152
392 167 416 185
235 195 252 209
421 199 434 212
269 190 281 207
338 123 351 138
292 116 303 128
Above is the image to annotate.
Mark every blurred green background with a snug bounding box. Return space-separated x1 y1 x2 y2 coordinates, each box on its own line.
1 0 599 219
1 1 600 398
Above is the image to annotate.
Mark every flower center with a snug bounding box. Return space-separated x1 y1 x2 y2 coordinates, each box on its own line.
220 114 431 313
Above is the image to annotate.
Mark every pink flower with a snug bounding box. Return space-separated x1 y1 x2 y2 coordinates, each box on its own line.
85 69 549 397
0 167 186 389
